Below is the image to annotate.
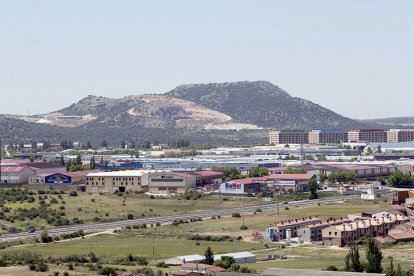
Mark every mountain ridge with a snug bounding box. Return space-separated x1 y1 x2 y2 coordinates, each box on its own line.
0 81 374 145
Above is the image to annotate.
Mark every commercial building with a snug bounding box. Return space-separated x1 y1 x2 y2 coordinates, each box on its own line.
0 161 66 184
265 217 322 242
308 130 348 144
214 252 256 264
85 170 162 193
387 129 414 143
269 130 308 144
193 170 224 186
1 166 36 184
322 214 409 247
348 129 387 143
220 174 315 195
148 172 197 195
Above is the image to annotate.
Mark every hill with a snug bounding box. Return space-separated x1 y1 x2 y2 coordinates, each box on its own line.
166 81 368 129
0 81 373 146
359 117 414 128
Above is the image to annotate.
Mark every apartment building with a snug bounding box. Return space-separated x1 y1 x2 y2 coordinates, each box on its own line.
387 129 414 143
85 170 163 193
265 216 322 242
348 129 387 143
322 214 409 247
308 129 348 144
269 130 309 144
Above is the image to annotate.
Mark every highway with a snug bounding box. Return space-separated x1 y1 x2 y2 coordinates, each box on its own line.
0 195 359 241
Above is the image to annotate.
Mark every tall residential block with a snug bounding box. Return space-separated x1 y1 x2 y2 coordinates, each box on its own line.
269 130 309 144
308 129 349 144
348 129 387 143
387 129 414 143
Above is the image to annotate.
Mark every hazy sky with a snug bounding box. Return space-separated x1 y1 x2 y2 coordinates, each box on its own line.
1 1 413 119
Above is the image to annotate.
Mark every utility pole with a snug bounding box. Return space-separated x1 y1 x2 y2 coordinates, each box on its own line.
152 236 155 257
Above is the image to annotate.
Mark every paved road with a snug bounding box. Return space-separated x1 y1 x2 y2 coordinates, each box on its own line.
0 195 359 241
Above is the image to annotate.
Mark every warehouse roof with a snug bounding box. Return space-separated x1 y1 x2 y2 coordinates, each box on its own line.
86 170 167 177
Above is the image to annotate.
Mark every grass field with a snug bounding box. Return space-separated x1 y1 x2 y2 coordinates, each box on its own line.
9 234 271 259
116 200 384 237
0 188 345 233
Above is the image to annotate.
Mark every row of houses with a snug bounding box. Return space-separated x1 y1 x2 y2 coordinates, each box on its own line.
264 210 411 247
269 129 414 144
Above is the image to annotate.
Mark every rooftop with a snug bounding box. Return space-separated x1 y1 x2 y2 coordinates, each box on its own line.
87 170 168 177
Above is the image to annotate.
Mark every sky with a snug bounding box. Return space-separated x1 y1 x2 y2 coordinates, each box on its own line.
0 0 413 119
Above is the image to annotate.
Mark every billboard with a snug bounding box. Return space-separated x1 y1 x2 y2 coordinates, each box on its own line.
45 174 72 184
225 182 242 190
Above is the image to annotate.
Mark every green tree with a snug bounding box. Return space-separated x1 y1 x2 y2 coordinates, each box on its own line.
204 247 214 265
59 156 65 166
387 171 414 187
31 140 37 152
86 140 92 149
75 154 82 166
385 259 402 276
308 179 318 199
214 256 235 269
344 246 363 272
365 238 383 273
89 156 96 169
101 140 108 148
283 167 307 174
121 140 126 149
248 167 269 177
212 166 240 180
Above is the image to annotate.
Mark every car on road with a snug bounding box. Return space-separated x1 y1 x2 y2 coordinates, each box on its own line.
28 229 35 233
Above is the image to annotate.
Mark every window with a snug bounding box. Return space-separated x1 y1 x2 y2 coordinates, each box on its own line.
335 232 337 236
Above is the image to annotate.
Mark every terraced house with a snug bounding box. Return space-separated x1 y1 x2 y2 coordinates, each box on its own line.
322 214 409 247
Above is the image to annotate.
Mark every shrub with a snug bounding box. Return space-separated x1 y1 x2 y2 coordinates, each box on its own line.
29 263 36 270
127 213 134 220
240 225 248 230
284 207 289 210
99 266 117 276
69 191 78 197
232 213 241 218
255 208 262 212
90 198 96 202
156 261 169 268
37 262 49 272
63 272 69 276
326 265 338 271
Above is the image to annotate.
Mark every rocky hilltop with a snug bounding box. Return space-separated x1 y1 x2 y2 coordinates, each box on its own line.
0 81 371 145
